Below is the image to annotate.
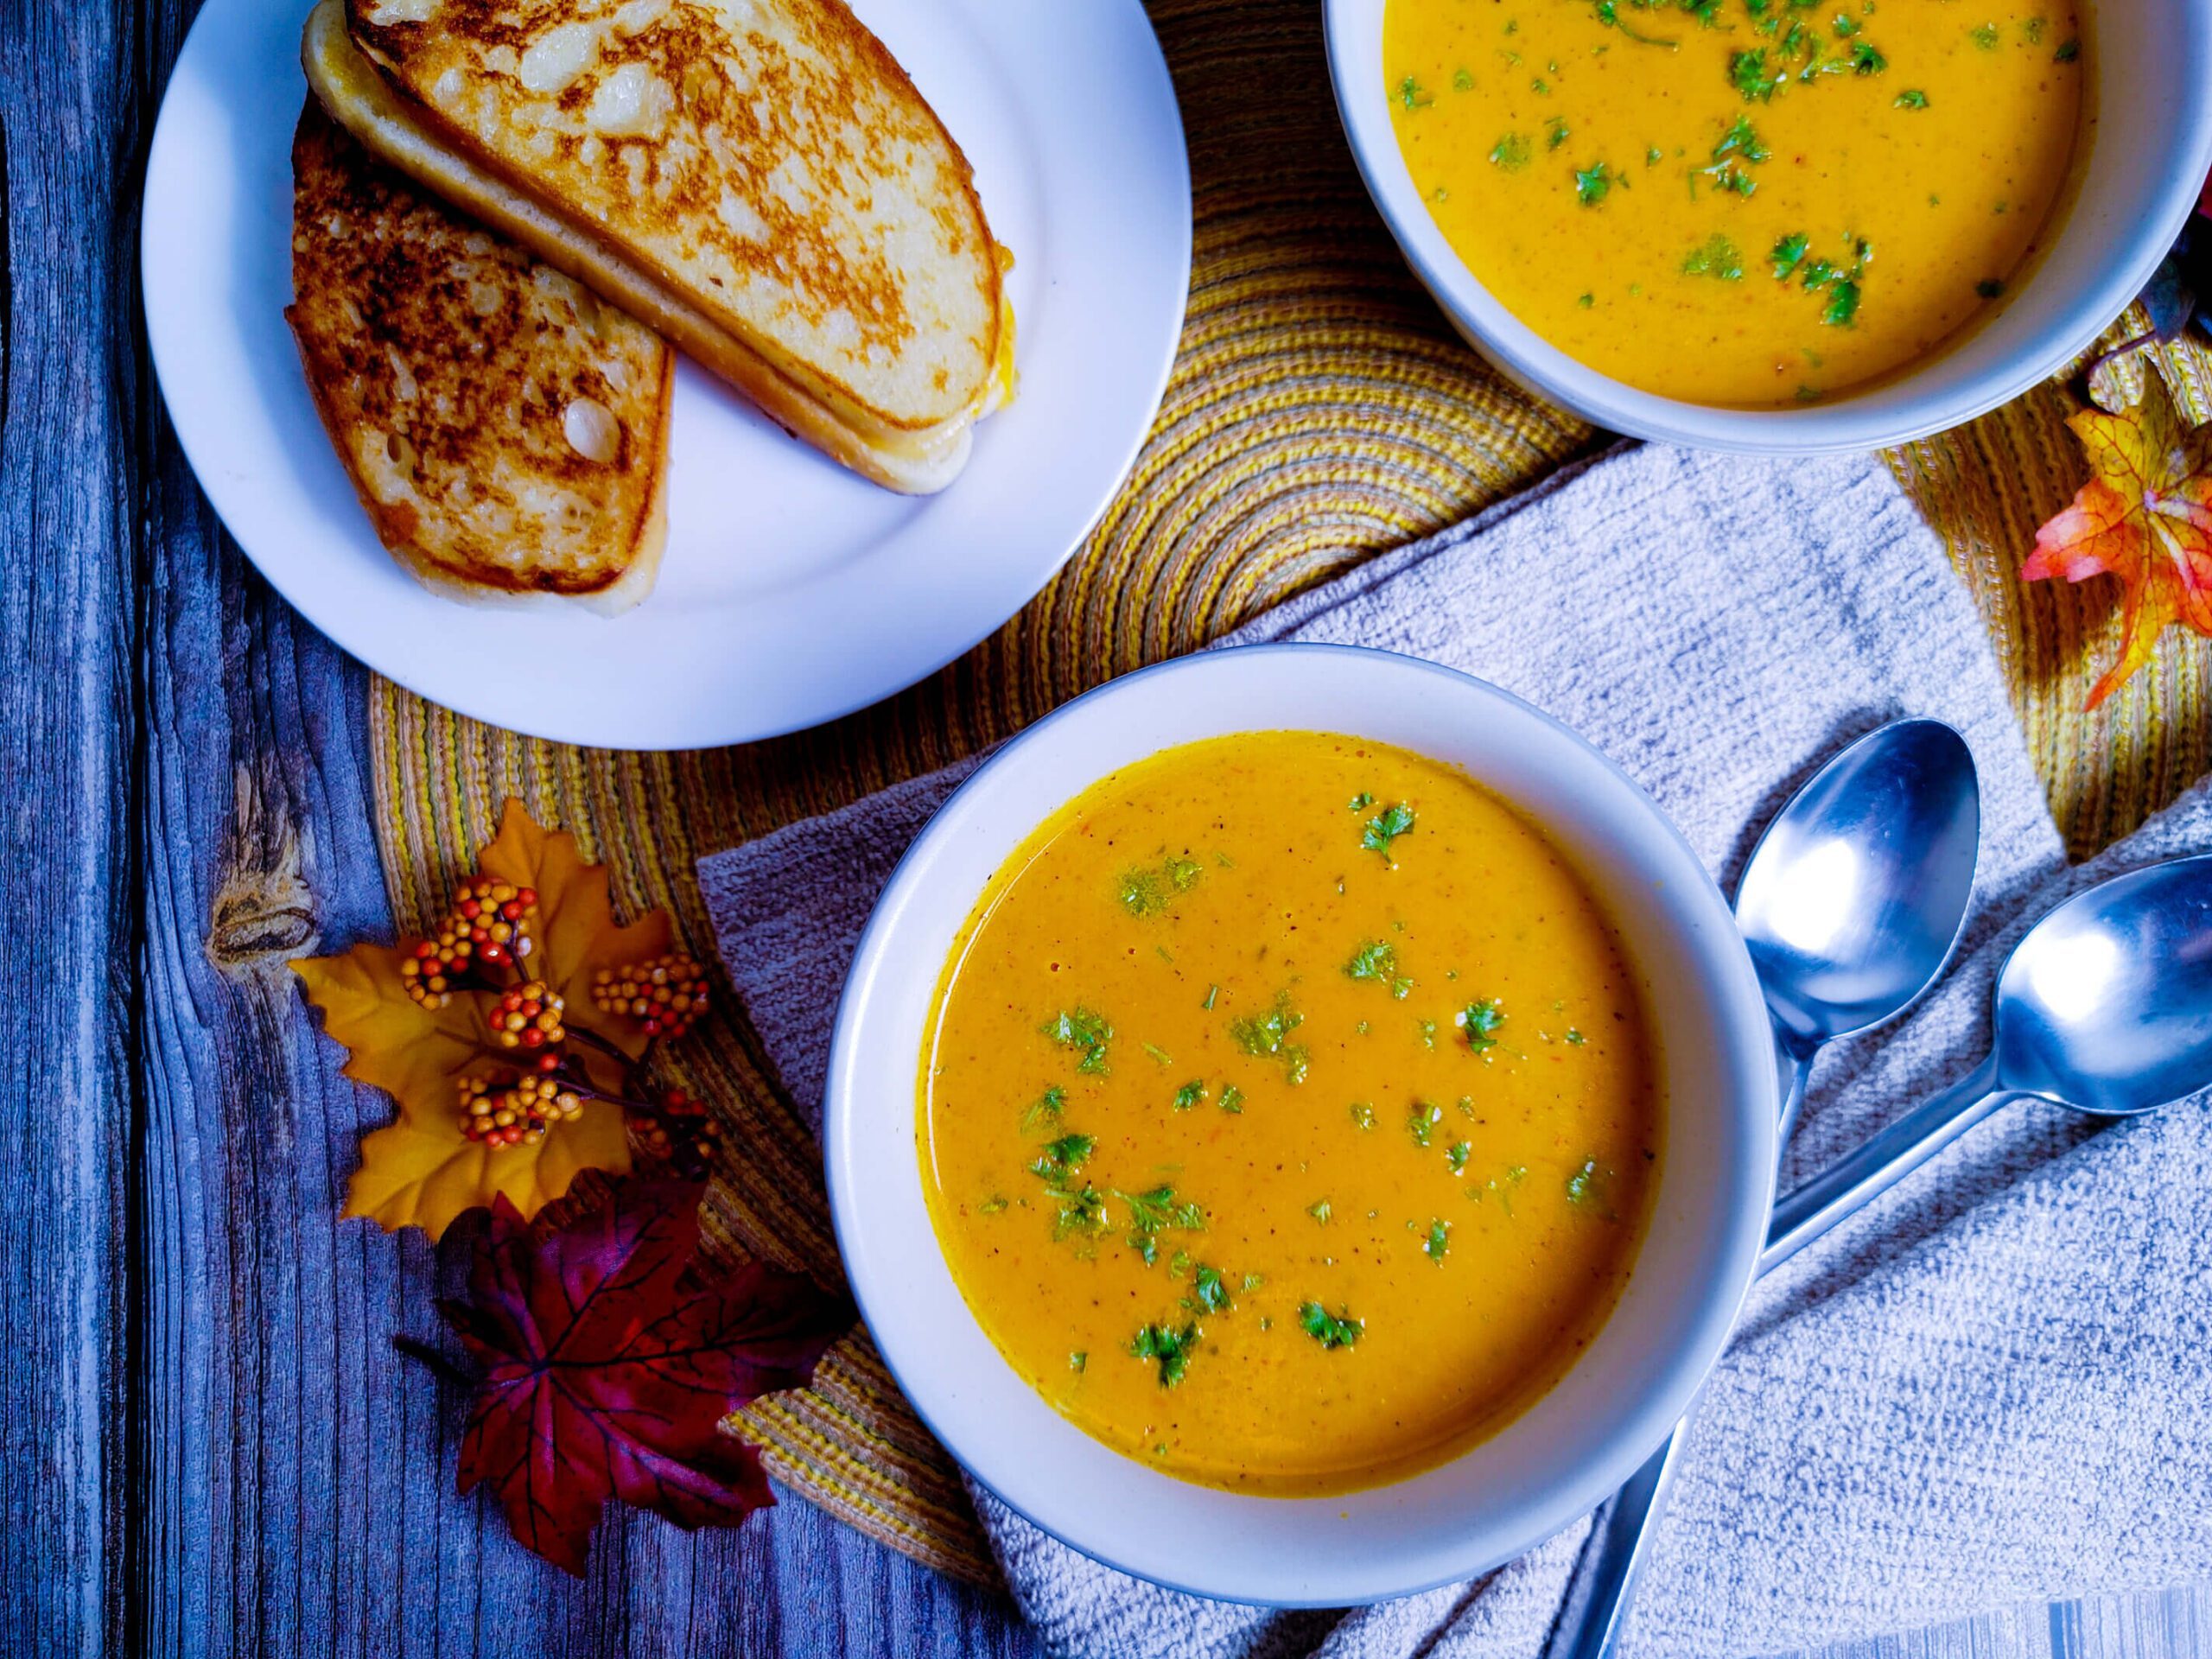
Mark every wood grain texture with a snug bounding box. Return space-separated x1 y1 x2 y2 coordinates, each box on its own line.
0 0 1035 1649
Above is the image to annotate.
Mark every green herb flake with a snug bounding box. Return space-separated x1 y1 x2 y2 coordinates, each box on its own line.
1729 48 1780 100
1408 1102 1440 1147
1546 115 1572 149
1423 1218 1452 1263
1230 995 1310 1084
1307 1198 1333 1225
1893 87 1927 108
1577 291 1596 308
1029 1132 1095 1183
1453 66 1476 90
1399 74 1432 110
1457 998 1506 1052
1120 1184 1205 1266
1447 1140 1472 1173
1298 1301 1363 1350
1361 801 1418 858
1574 162 1618 207
1021 1083 1068 1134
1131 1321 1198 1387
2054 36 2078 60
1040 1007 1114 1074
1069 1351 1087 1372
1192 1264 1232 1314
1566 1027 1587 1046
1347 791 1376 811
1969 21 1999 48
1173 1078 1207 1111
1850 39 1885 73
978 1195 1009 1215
1203 983 1219 1011
1350 1102 1376 1130
1681 232 1744 280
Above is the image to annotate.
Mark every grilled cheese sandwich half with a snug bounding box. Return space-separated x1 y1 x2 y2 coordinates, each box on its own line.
303 0 1014 495
287 99 674 611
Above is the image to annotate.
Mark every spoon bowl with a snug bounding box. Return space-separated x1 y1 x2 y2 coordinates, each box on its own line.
1736 719 1981 1055
1994 855 2212 1116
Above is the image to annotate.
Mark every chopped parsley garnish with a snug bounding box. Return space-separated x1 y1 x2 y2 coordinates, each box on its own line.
1975 277 2006 299
1298 1302 1363 1350
1546 115 1571 149
1849 40 1885 73
1119 855 1204 917
1347 791 1376 811
1423 1218 1452 1263
1191 1264 1232 1313
1408 1101 1440 1147
1029 1133 1095 1182
1566 1158 1608 1209
1771 232 1871 327
1452 66 1475 90
1681 233 1744 280
1969 21 1999 48
1218 1084 1244 1115
1230 994 1310 1084
1121 1184 1205 1265
1699 114 1768 197
2053 36 2078 61
1447 1140 1472 1173
1361 801 1417 858
1040 1007 1114 1074
1893 88 1928 108
1566 1027 1587 1046
1399 75 1431 110
1049 1182 1108 1238
1458 998 1506 1052
1131 1321 1198 1387
1344 938 1414 999
1729 48 1780 100
1021 1083 1068 1134
1592 0 1681 48
1069 1351 1087 1372
1141 1041 1173 1068
978 1195 1008 1215
1418 1018 1438 1050
1350 1102 1376 1130
1307 1198 1333 1224
1574 162 1618 207
1203 983 1219 1011
1173 1078 1207 1111
1490 132 1533 171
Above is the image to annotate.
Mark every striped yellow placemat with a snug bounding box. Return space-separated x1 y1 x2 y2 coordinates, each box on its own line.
362 0 2210 1585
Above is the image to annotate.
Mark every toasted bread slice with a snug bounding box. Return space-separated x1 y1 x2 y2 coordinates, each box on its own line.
302 0 1012 495
286 99 673 612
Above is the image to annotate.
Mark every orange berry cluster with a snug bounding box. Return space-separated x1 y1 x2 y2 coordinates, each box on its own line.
488 979 565 1050
632 1086 719 1178
590 953 711 1039
398 879 538 1007
457 1071 584 1147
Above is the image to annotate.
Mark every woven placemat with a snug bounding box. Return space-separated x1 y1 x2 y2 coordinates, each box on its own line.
362 0 2211 1586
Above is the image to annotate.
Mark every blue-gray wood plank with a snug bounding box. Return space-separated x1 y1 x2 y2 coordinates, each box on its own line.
1 0 1034 1651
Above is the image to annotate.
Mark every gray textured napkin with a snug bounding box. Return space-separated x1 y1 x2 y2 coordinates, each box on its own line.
698 444 2212 1659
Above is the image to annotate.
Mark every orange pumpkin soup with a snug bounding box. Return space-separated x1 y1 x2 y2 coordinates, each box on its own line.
1383 0 2088 406
918 732 1663 1494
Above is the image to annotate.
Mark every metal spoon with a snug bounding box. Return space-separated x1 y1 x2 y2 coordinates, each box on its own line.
1553 718 1981 1659
1763 852 2212 1274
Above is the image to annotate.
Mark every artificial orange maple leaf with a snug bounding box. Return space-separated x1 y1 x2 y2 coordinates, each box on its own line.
2024 372 2212 708
295 800 677 1240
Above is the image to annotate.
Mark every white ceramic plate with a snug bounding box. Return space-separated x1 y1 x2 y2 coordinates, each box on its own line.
143 0 1190 749
827 646 1778 1605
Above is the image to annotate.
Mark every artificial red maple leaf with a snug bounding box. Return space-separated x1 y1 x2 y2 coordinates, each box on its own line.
440 1179 851 1574
2024 372 2212 708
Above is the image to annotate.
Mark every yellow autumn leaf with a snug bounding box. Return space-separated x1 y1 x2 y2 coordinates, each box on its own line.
296 798 677 1239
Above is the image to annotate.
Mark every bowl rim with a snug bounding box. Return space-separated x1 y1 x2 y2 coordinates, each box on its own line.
1321 0 2212 453
823 643 1780 1605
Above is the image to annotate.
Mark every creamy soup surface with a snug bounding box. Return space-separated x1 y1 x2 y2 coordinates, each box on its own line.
918 732 1665 1495
1384 0 2088 406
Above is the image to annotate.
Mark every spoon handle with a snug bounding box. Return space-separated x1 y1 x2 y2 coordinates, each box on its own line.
1760 1049 2010 1275
1546 1033 1808 1659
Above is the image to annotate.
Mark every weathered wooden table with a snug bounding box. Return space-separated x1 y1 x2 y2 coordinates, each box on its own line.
11 2 2208 1655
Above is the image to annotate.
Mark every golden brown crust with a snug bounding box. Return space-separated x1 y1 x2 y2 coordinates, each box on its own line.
332 0 1008 470
285 99 673 607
